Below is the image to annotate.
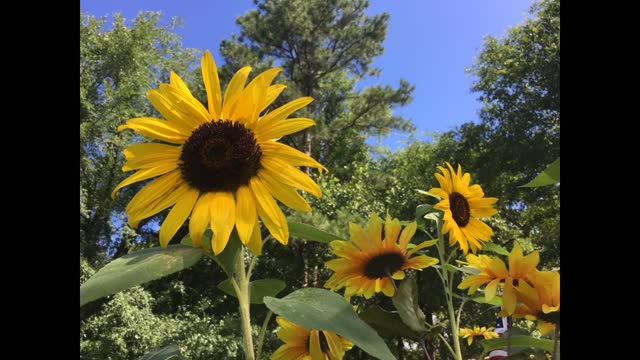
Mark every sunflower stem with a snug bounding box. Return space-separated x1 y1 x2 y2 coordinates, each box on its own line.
435 220 463 360
255 310 273 360
384 267 398 292
418 337 432 360
506 316 512 356
552 325 559 360
233 246 255 360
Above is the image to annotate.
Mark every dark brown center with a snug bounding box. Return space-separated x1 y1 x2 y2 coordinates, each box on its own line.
179 120 262 192
449 192 471 227
363 252 406 279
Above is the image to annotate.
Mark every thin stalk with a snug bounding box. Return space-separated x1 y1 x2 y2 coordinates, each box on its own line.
384 267 398 292
437 333 457 359
418 337 432 360
435 222 462 360
506 317 512 356
233 247 255 360
256 310 273 360
552 326 559 360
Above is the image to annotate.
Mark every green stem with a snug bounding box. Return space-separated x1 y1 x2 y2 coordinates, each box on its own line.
437 333 457 359
256 310 273 360
233 247 255 360
435 222 463 360
552 325 559 360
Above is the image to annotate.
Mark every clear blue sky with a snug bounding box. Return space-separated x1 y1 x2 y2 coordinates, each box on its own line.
81 0 534 150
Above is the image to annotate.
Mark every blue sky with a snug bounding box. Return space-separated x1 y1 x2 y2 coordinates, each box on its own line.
81 0 534 150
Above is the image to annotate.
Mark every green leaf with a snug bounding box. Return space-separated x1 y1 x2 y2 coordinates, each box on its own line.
80 245 202 306
480 336 557 358
469 293 503 307
181 230 242 277
415 204 435 221
264 288 396 360
359 305 420 340
481 242 510 256
137 344 185 360
520 158 560 187
288 221 345 243
391 275 428 334
217 278 286 304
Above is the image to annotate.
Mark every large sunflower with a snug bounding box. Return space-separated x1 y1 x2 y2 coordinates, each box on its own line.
459 326 499 346
271 316 353 360
457 243 539 315
112 50 326 255
324 213 439 299
428 162 498 254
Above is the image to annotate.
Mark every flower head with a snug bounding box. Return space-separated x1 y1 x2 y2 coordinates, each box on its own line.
457 243 539 315
324 213 439 299
512 270 560 335
429 162 498 254
271 316 353 360
113 50 326 255
459 326 499 346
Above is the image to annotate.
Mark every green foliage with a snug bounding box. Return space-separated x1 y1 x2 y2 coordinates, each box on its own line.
520 158 560 187
392 275 429 334
360 305 420 340
137 344 185 360
81 245 203 306
217 278 286 304
265 288 396 360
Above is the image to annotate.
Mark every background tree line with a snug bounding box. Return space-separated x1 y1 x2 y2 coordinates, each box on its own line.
80 0 559 358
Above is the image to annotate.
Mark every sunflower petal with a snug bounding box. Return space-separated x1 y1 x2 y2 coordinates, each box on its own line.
232 68 282 124
259 171 312 212
189 193 213 248
309 330 323 360
159 188 199 247
260 84 287 112
223 66 252 118
260 157 322 197
245 218 263 256
254 97 314 130
112 163 178 199
398 221 417 250
117 117 189 143
210 191 236 255
169 71 194 98
201 50 223 120
255 118 316 141
235 185 257 246
249 176 289 245
261 141 328 173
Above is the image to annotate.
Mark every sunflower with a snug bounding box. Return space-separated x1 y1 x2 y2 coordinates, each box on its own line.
512 270 560 335
324 213 439 299
459 326 499 346
112 50 326 255
457 243 539 315
271 316 353 360
428 162 498 254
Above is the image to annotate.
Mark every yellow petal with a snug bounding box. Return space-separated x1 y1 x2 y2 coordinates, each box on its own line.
209 191 236 255
124 170 182 213
260 156 322 197
259 171 312 212
398 221 417 250
235 185 257 246
159 188 199 247
261 141 328 173
484 278 501 301
189 193 213 248
145 91 199 132
159 83 211 124
122 143 181 172
348 222 371 250
117 117 189 143
502 279 517 315
245 218 263 256
112 163 178 199
309 330 323 360
406 240 436 257
231 68 282 124
384 215 402 244
254 97 314 130
260 84 287 112
222 66 252 118
127 177 190 228
323 331 344 359
169 71 194 98
255 117 316 141
202 50 222 120
249 176 289 245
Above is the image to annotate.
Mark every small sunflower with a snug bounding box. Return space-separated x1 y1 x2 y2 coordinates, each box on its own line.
271 316 353 360
324 213 439 299
512 270 560 335
112 50 326 255
428 162 498 254
457 243 539 315
459 326 499 346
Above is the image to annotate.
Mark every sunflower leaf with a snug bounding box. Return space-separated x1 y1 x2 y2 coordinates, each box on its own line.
519 158 560 187
415 189 441 200
391 274 429 334
480 242 510 256
264 288 396 360
136 344 186 360
182 230 242 277
217 278 286 304
288 221 345 243
80 245 203 306
479 336 558 358
359 305 420 340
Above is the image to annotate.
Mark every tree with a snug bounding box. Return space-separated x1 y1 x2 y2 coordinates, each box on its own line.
80 11 198 265
219 0 415 180
434 0 560 264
